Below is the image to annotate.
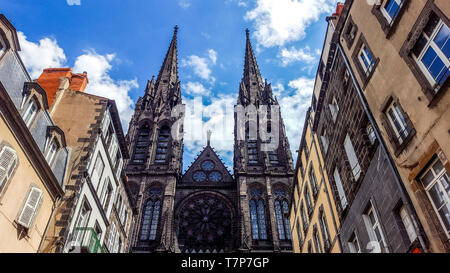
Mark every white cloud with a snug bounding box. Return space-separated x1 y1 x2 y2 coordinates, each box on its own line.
245 0 338 48
277 77 315 157
208 49 218 65
183 81 211 96
66 0 81 6
183 93 237 169
73 50 138 129
279 46 317 66
178 0 191 9
182 49 218 82
17 32 67 79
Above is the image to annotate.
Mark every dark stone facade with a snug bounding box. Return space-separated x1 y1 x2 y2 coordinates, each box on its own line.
126 28 294 253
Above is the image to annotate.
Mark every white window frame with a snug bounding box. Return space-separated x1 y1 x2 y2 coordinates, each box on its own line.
399 206 418 243
321 129 329 154
344 134 362 181
419 158 450 239
90 154 104 189
366 124 377 145
348 233 361 253
381 0 404 24
386 101 409 144
358 44 375 74
413 19 450 89
44 139 59 166
363 202 388 253
22 99 38 128
0 146 18 192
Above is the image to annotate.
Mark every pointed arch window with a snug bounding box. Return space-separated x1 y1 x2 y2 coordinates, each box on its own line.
274 189 292 241
155 126 170 163
133 125 150 164
249 189 267 240
139 188 162 241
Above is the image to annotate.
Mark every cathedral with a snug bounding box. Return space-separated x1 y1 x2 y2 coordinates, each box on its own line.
125 26 295 253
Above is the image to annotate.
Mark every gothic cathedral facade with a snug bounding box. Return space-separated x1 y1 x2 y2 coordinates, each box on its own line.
125 27 295 253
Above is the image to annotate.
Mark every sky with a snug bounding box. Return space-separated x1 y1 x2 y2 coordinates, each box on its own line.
2 0 339 173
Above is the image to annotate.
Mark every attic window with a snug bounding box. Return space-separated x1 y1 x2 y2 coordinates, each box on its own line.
252 82 257 86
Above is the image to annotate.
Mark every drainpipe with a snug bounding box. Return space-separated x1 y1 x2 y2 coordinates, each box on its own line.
336 42 428 253
38 196 61 253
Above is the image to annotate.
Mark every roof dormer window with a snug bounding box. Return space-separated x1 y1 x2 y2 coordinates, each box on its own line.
22 98 39 128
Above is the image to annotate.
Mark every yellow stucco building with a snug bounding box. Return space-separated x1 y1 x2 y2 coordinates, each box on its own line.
290 109 341 253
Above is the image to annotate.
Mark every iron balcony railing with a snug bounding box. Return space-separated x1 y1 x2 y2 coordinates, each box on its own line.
72 227 104 253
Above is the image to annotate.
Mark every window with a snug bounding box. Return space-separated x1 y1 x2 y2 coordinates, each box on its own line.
353 35 378 86
274 189 291 241
381 0 405 24
140 199 161 241
133 126 150 164
0 146 18 193
386 100 411 145
321 129 329 154
250 198 268 240
366 124 377 145
94 222 102 243
72 201 91 245
344 134 361 181
307 241 313 253
358 44 375 76
343 69 350 90
399 205 418 243
313 226 323 253
329 96 339 122
268 150 279 165
419 158 450 238
301 203 308 233
333 168 348 210
348 233 361 253
309 166 319 198
22 98 38 128
412 12 449 90
319 209 331 252
107 222 117 252
296 218 304 248
44 139 59 166
99 178 113 212
155 126 170 163
363 203 387 252
344 16 358 47
90 154 104 189
247 125 259 165
17 186 43 229
108 134 119 165
305 186 313 215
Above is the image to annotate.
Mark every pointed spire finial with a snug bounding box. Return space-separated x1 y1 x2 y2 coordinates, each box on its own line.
245 28 250 39
174 25 179 35
207 130 212 147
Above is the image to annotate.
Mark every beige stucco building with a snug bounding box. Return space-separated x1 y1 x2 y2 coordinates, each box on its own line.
339 0 450 252
0 14 69 253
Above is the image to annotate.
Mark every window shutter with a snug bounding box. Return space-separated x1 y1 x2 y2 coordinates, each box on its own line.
344 135 361 181
108 223 116 252
109 135 119 163
17 186 43 228
102 110 111 137
115 157 123 178
0 147 17 190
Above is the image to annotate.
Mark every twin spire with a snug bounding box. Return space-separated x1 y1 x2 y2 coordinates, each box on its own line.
146 26 272 107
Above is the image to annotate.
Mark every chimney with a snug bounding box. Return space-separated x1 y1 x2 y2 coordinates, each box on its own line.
37 68 89 106
332 2 344 17
69 71 89 92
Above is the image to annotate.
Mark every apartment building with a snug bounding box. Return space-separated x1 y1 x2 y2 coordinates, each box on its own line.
0 14 70 252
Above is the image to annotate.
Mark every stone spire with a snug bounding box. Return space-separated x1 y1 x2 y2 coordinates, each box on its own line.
154 25 181 106
239 29 264 106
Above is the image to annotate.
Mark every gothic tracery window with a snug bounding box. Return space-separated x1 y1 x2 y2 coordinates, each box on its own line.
155 126 170 163
178 194 233 253
133 125 151 164
249 188 267 240
274 189 292 241
139 188 162 241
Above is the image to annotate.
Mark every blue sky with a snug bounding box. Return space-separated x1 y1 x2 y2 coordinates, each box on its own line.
2 0 339 173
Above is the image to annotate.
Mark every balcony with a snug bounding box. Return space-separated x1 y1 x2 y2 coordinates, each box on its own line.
71 227 104 253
